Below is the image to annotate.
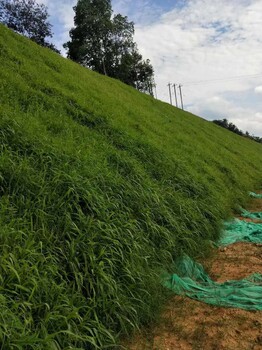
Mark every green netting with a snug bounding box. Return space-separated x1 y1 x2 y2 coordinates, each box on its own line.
164 212 262 310
219 219 262 246
164 256 262 311
241 209 262 220
249 192 262 199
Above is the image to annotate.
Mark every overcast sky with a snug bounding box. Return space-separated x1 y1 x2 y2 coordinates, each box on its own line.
41 0 262 136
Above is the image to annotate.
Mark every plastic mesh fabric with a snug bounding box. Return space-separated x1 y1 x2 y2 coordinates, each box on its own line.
249 192 262 199
164 256 262 311
241 209 262 220
219 219 262 246
164 193 262 310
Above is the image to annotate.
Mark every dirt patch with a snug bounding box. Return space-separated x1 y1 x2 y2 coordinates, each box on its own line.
126 194 262 350
126 243 262 350
248 191 262 212
126 297 262 350
236 195 262 223
248 198 262 213
211 243 262 282
237 217 262 223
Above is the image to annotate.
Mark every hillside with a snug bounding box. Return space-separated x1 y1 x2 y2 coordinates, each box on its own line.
0 24 262 349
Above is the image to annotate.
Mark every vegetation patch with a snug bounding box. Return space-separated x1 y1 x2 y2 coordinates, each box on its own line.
0 25 262 348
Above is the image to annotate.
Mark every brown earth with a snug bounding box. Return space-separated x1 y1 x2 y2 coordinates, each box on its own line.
126 195 262 350
249 194 262 212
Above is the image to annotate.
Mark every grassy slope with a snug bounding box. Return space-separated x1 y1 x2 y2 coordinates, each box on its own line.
0 25 262 348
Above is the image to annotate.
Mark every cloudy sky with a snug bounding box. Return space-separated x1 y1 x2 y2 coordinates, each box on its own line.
42 0 262 136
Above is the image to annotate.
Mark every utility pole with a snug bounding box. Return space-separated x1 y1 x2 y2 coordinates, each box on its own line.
149 82 153 97
178 84 184 110
173 84 178 107
154 84 158 99
167 83 173 105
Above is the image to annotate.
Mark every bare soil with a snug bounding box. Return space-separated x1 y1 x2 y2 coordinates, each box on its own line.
126 195 262 350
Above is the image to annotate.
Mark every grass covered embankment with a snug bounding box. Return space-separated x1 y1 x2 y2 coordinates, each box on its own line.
0 24 262 348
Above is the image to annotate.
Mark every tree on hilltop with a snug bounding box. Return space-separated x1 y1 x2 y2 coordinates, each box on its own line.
64 0 154 95
213 118 262 143
0 0 59 53
64 0 112 74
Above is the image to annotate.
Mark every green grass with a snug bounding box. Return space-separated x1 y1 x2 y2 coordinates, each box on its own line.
0 24 262 349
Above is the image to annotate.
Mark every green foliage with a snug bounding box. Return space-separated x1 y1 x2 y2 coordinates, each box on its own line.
0 0 59 53
65 0 112 71
0 24 262 348
65 0 154 94
213 118 262 143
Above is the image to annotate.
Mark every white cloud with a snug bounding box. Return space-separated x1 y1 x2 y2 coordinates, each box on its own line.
255 86 262 94
40 0 262 136
134 0 262 136
189 95 262 135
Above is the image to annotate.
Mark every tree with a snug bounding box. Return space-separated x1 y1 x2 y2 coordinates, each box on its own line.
0 0 59 53
64 0 154 95
213 118 229 128
64 0 112 74
213 119 262 144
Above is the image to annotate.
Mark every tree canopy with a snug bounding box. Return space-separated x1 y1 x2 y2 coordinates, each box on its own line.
213 118 262 144
64 0 154 95
0 0 59 52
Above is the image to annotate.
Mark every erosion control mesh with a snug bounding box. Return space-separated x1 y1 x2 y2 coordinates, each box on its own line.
164 256 262 311
165 192 262 310
219 220 262 246
249 192 262 199
241 209 262 220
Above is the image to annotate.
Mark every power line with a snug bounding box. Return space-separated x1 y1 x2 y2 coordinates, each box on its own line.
154 84 158 99
167 82 173 105
173 84 178 107
183 73 262 86
178 84 184 110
